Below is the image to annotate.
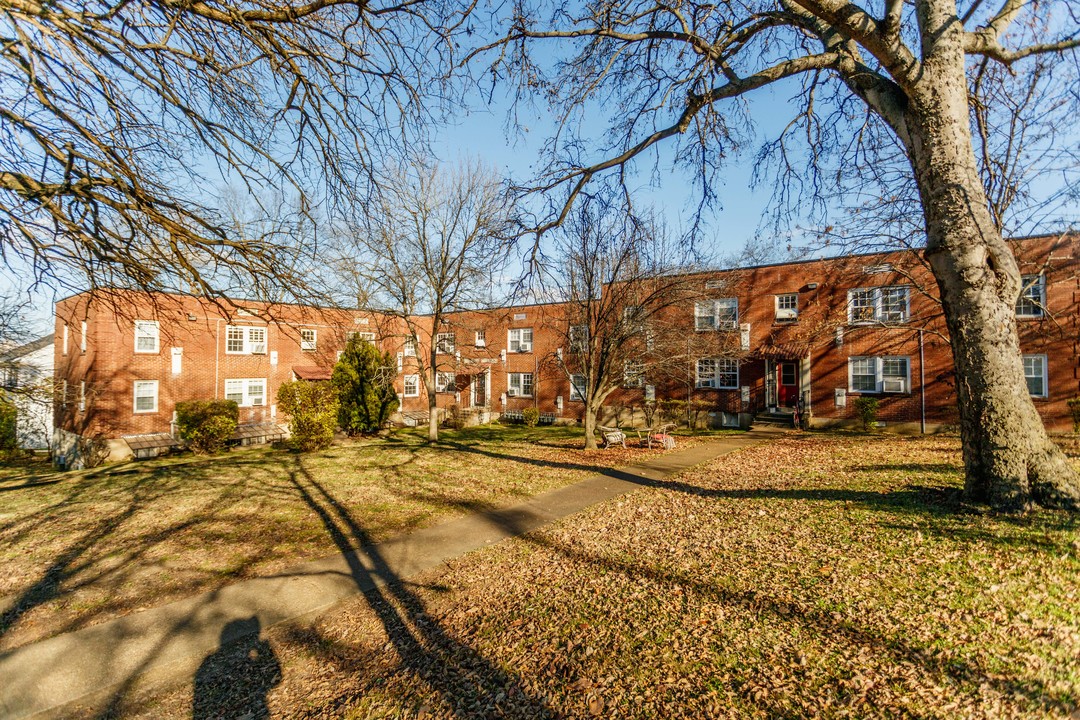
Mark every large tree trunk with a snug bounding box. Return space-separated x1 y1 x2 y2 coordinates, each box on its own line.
583 399 599 450
428 351 439 442
904 5 1080 511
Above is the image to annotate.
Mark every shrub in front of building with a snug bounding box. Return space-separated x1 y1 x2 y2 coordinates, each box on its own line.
522 407 540 427
854 397 880 432
332 336 399 435
1068 398 1080 433
0 395 17 457
175 400 239 455
277 380 338 451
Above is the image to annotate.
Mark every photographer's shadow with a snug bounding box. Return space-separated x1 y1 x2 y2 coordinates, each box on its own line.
193 616 281 720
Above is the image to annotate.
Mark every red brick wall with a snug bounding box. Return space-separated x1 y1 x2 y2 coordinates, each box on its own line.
55 235 1080 439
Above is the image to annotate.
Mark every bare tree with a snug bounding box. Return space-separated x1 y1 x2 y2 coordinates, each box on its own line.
468 0 1080 511
541 198 705 448
339 158 513 441
0 0 459 299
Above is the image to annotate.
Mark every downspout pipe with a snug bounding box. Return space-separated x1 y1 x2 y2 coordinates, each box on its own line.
919 328 926 434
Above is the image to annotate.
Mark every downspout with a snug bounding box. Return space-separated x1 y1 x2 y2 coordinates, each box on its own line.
215 319 221 399
919 328 926 434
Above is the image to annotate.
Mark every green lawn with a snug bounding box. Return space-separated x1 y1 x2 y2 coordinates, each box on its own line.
0 423 699 651
110 431 1080 720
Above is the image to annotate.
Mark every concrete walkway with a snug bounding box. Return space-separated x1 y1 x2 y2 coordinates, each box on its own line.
0 427 786 719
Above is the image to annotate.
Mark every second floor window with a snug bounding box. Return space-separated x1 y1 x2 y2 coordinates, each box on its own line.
775 294 798 321
403 336 417 357
403 374 420 397
568 324 588 352
848 286 910 324
226 325 267 354
1016 275 1045 317
475 330 486 347
695 299 738 331
623 360 645 388
300 328 317 351
508 328 533 353
436 332 456 354
135 320 159 353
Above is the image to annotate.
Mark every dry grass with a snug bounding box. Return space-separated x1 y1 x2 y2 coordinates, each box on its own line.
107 431 1080 719
0 424 708 651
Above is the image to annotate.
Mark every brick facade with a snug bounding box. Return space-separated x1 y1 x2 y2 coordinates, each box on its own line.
55 235 1079 448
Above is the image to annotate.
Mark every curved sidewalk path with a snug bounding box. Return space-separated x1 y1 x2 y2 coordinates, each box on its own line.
0 426 787 719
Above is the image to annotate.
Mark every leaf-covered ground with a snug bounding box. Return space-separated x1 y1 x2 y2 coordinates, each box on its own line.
104 432 1080 719
0 424 708 651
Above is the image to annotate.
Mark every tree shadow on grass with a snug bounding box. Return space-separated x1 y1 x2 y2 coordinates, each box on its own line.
409 486 1075 718
537 531 1075 717
281 456 554 718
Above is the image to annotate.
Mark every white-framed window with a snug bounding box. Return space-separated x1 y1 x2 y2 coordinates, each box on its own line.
568 324 588 352
403 336 417 357
224 378 267 406
775 293 799 321
347 331 376 344
1017 275 1046 318
225 325 267 354
134 320 160 353
623 359 645 389
133 380 158 413
79 381 86 412
623 305 646 332
62 323 69 356
436 371 456 393
403 374 420 397
475 330 486 347
569 373 586 402
696 358 738 389
60 379 67 407
507 372 534 397
847 287 910 324
508 328 533 353
436 332 456 354
1023 354 1048 397
80 321 87 353
849 356 878 392
848 356 911 393
301 328 317 351
694 298 738 331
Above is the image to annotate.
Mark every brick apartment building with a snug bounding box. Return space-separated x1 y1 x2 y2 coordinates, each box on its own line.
53 234 1078 463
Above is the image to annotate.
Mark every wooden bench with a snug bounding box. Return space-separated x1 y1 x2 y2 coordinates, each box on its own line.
598 425 627 449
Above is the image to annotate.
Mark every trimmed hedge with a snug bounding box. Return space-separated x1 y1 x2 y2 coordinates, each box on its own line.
175 399 238 455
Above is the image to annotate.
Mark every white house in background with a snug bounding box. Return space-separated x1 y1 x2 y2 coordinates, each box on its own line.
0 334 54 450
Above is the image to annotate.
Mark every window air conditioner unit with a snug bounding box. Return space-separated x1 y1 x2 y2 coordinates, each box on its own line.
519 344 532 353
251 344 267 354
882 378 907 393
507 388 518 397
775 308 797 320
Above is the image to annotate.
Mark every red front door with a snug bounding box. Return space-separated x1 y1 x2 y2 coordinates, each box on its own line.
778 362 798 407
